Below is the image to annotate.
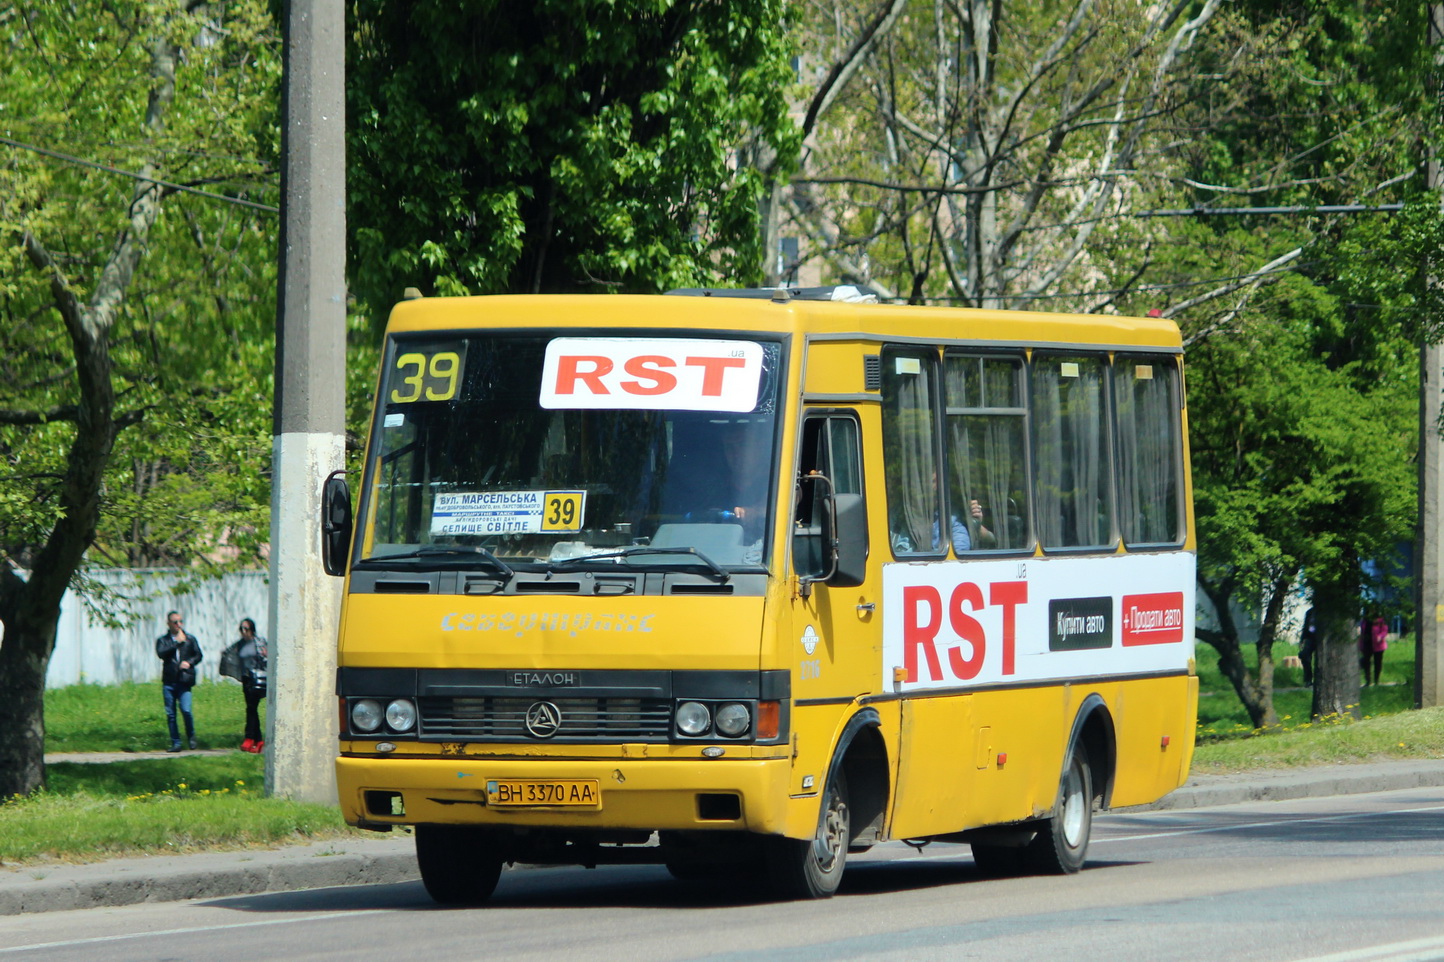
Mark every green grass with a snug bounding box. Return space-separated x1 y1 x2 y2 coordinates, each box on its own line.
1 682 359 867
1192 706 1444 773
45 680 252 753
1191 631 1444 772
1 754 350 865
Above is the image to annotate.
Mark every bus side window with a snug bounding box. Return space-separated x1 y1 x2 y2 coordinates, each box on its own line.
881 350 943 557
1115 357 1183 546
943 354 1031 552
1032 353 1114 549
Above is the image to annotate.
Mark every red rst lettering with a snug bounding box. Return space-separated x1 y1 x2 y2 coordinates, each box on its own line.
620 355 678 395
684 356 746 396
989 581 1028 675
902 585 944 682
555 356 613 395
946 582 986 680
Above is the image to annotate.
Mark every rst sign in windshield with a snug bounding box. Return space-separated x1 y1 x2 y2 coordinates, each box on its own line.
539 338 764 412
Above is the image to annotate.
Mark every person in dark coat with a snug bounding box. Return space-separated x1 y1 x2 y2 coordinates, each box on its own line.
155 610 203 752
1298 607 1318 688
221 618 268 752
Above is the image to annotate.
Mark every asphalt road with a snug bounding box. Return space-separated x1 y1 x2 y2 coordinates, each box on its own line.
3 785 1443 962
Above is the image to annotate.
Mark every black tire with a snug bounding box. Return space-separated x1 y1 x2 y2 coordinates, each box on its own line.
1025 751 1092 874
415 824 504 905
765 770 849 900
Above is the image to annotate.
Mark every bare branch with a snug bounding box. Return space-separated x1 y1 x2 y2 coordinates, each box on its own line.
790 175 1024 196
800 0 909 140
1177 248 1304 345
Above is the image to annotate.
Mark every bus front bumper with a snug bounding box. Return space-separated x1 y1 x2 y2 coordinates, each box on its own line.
336 753 797 836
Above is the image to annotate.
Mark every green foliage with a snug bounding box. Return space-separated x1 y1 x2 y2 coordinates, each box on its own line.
1189 293 1417 603
346 0 800 320
0 0 283 573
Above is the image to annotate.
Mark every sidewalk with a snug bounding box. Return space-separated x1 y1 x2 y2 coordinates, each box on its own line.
3 757 1443 917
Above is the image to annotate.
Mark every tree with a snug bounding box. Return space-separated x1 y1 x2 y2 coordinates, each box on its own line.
1188 226 1423 726
782 0 1227 305
345 0 800 317
1178 0 1437 724
0 0 280 797
782 0 1436 725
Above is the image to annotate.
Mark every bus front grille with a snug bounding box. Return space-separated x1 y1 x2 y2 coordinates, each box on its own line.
418 696 673 741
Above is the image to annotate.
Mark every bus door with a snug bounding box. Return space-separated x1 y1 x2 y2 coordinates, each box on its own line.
787 411 879 818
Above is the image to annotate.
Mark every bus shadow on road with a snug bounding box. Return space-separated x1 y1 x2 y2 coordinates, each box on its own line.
208 853 1155 915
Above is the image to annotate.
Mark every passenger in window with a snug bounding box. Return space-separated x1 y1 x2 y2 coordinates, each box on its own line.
962 499 995 549
892 496 987 553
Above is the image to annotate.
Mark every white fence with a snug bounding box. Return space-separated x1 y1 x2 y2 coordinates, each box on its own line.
41 569 270 688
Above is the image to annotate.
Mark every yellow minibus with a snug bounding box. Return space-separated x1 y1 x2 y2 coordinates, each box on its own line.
323 286 1196 902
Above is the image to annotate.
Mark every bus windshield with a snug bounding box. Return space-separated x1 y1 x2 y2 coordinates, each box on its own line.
357 333 783 571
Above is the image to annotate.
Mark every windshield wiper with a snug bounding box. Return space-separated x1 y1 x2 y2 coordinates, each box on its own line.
359 545 514 577
549 546 730 582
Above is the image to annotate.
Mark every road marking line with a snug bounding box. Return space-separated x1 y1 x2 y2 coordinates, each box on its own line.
1098 803 1444 843
1288 934 1444 962
0 909 399 953
892 802 1444 862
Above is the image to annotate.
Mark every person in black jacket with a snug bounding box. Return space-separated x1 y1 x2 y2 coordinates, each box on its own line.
156 610 203 752
220 618 268 753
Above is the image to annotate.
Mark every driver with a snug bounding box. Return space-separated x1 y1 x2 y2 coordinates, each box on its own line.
693 418 770 547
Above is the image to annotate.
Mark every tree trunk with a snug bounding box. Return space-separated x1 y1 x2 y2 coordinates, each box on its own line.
1196 571 1297 730
0 603 57 796
1246 575 1292 730
1311 589 1362 720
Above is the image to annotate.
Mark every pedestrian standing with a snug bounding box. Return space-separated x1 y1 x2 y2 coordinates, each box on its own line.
221 618 268 752
1358 613 1388 687
1298 607 1318 688
156 610 203 752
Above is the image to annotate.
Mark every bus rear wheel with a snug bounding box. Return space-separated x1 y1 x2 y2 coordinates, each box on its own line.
1025 752 1092 874
765 770 849 900
415 824 504 905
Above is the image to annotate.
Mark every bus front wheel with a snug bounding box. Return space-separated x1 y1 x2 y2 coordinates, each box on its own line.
765 770 850 900
416 824 504 905
1025 751 1092 874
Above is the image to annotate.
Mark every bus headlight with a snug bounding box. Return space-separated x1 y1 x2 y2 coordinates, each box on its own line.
714 702 751 737
676 701 711 736
385 699 417 733
350 698 383 733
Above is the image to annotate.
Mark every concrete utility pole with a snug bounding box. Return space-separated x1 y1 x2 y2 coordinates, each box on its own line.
267 0 346 802
1418 5 1444 708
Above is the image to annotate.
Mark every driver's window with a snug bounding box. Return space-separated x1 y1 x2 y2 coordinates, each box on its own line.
795 413 863 571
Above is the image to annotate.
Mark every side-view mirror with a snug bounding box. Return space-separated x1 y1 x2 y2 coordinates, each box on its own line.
321 470 353 577
793 473 838 597
830 492 867 587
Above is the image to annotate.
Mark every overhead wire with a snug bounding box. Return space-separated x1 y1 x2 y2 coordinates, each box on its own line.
0 134 279 214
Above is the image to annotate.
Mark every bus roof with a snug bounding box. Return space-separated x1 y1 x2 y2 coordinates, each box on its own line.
383 293 1184 352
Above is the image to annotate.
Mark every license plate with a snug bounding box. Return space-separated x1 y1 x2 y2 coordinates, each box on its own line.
485 779 601 808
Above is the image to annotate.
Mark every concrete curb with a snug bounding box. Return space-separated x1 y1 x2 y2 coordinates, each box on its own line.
0 837 419 917
1124 758 1444 811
